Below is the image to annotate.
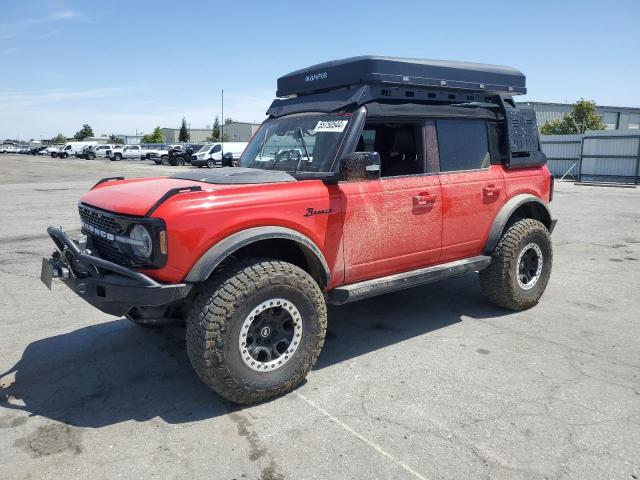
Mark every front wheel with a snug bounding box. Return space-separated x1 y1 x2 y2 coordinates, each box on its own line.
206 159 215 168
480 218 552 311
160 155 169 165
186 259 327 404
176 157 185 166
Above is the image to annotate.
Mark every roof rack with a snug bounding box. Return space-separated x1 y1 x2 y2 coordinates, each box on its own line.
276 56 526 98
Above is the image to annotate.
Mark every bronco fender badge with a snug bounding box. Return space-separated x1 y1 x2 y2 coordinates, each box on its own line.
304 207 332 217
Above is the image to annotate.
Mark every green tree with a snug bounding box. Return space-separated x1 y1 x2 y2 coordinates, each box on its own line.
140 126 164 144
50 133 66 144
224 117 234 125
73 124 94 140
107 134 124 145
208 116 221 141
178 117 190 142
540 99 606 135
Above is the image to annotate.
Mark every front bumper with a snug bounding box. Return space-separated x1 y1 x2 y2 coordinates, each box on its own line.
43 226 191 317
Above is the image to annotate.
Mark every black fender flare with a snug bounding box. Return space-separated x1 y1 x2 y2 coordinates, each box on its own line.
484 194 553 253
184 226 331 286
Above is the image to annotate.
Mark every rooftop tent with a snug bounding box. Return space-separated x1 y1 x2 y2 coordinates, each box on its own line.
276 56 526 97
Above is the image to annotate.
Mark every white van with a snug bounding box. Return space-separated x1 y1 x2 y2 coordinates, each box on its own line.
56 141 98 158
190 142 248 168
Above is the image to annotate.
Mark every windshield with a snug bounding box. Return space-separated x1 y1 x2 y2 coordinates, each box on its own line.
241 114 351 173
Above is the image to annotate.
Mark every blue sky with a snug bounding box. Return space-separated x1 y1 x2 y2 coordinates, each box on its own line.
1 0 638 140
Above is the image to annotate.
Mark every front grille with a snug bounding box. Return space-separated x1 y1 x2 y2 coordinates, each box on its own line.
78 205 126 264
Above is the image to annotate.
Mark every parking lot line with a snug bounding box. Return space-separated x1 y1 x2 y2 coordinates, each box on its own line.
295 392 430 480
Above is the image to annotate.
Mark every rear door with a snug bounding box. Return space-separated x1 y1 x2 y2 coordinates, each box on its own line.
436 119 506 261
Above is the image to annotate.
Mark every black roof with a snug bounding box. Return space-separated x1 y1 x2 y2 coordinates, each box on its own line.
277 56 526 97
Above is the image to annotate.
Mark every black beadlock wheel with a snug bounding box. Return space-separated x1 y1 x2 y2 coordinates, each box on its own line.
479 218 552 311
186 259 327 404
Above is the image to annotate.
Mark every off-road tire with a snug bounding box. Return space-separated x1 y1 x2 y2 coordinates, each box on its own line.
480 218 552 311
186 259 327 404
160 155 169 165
176 157 185 166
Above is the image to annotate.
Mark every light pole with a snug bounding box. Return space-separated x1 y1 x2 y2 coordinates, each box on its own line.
221 89 224 159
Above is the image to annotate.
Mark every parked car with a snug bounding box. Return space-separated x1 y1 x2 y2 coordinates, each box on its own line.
79 145 103 160
55 141 98 158
93 144 115 158
190 142 248 168
42 56 555 405
149 144 182 165
140 145 169 160
28 146 46 155
106 145 144 161
43 145 63 156
168 144 204 166
0 146 18 154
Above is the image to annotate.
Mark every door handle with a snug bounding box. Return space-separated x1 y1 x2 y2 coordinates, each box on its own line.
413 192 436 205
483 185 501 196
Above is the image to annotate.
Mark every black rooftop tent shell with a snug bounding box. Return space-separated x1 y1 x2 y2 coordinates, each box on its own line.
276 56 526 98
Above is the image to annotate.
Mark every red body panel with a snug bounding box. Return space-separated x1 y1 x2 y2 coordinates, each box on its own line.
78 166 551 288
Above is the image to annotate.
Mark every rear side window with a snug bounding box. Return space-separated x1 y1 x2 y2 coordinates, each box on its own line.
436 119 490 172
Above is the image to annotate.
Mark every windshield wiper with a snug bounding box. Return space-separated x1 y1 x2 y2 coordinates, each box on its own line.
295 127 311 172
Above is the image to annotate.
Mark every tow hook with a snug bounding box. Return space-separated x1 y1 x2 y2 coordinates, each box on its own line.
50 251 70 279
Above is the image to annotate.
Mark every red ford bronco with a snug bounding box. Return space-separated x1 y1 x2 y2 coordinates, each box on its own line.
42 56 555 404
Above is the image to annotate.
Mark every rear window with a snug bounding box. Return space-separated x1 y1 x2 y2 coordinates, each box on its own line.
436 119 490 172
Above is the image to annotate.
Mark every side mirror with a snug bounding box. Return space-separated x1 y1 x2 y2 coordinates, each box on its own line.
339 152 381 181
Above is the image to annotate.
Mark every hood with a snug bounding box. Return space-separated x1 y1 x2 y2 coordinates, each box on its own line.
80 177 207 216
80 168 297 216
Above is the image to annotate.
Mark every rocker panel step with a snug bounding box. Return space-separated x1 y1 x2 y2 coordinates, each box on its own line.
328 255 492 305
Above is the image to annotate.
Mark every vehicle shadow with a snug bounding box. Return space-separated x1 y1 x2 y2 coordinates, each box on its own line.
0 273 507 427
317 272 507 368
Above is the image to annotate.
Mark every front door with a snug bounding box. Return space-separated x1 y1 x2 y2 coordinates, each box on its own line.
339 122 442 284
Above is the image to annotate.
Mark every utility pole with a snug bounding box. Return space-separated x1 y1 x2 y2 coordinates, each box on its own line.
221 89 224 159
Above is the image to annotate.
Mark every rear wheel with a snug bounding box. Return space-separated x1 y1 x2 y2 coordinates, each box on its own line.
186 259 327 404
480 218 552 311
113 153 122 161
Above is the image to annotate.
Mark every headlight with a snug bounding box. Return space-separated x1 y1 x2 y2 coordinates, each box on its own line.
129 224 153 258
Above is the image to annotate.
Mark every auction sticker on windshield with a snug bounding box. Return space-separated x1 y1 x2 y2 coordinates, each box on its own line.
313 119 348 133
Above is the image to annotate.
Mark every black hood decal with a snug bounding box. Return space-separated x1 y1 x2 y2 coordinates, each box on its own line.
169 167 297 185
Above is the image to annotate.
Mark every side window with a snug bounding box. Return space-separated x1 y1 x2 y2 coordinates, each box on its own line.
212 145 221 153
436 119 490 172
357 123 423 177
